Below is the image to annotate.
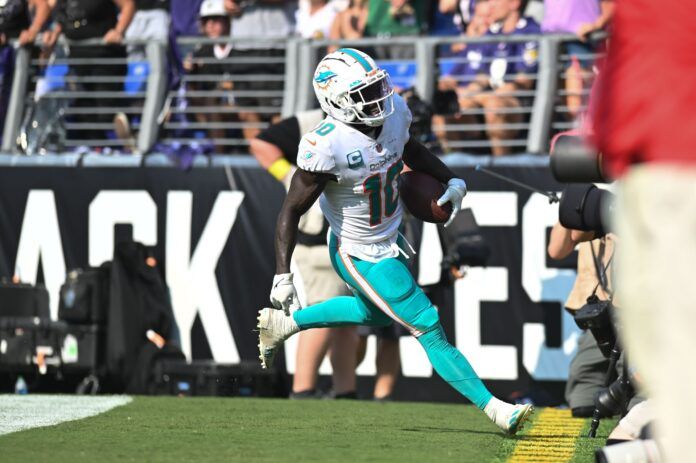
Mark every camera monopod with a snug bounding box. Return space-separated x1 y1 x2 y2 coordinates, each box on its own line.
474 165 560 204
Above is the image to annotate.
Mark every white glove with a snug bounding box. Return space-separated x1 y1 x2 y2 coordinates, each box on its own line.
270 273 301 315
436 178 467 228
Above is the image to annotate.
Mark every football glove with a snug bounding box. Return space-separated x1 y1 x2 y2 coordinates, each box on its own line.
270 273 301 315
437 178 467 228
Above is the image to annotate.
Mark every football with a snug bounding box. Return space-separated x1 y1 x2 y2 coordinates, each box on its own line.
399 171 452 224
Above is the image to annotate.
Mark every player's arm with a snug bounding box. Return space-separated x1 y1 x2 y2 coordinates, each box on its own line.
402 136 467 227
275 169 330 274
403 135 456 184
271 169 332 313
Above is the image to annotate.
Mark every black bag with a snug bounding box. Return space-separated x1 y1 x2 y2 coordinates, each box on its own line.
106 241 178 386
151 360 276 397
58 265 110 324
58 324 103 373
125 342 185 394
0 283 50 318
0 317 36 368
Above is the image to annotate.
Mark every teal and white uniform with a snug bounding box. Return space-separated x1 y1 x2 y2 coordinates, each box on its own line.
293 94 493 409
297 94 411 263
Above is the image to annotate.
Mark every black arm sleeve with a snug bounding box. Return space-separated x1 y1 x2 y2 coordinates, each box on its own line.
256 116 302 164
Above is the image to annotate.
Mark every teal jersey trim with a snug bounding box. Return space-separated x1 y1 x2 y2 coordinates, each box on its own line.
338 48 373 72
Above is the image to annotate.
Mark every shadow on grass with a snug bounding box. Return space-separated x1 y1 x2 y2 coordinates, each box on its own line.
400 426 500 437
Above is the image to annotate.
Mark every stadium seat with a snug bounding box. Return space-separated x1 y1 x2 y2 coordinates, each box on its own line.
124 62 150 95
438 58 460 77
376 61 417 90
42 63 69 93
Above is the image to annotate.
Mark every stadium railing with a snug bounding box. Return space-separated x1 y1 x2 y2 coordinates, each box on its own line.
1 34 600 157
158 37 289 154
2 38 168 155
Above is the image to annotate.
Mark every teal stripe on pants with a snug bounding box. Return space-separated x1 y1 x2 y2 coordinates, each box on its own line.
292 233 493 409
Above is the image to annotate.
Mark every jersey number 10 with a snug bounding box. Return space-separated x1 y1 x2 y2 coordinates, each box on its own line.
363 160 403 227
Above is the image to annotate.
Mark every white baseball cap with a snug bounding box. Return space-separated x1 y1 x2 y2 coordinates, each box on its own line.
199 0 228 19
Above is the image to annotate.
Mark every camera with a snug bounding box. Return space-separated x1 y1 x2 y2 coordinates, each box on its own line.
440 208 491 280
595 374 634 418
550 133 610 184
402 88 443 156
574 295 616 358
558 183 614 237
550 134 614 237
595 439 662 463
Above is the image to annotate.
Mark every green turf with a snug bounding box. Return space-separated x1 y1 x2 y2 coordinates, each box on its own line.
570 416 617 463
0 397 615 463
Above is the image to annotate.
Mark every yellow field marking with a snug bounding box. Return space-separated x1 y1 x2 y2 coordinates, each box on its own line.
508 408 586 463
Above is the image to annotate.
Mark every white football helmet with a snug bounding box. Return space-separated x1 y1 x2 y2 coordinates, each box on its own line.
312 48 394 127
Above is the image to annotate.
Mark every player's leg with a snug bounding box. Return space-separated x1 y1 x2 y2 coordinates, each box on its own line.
258 236 391 369
339 250 533 433
291 233 393 330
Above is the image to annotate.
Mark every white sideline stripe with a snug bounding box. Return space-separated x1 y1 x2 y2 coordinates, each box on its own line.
0 394 132 436
339 249 423 337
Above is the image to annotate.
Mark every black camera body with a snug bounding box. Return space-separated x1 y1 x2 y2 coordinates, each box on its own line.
574 295 616 358
440 208 491 281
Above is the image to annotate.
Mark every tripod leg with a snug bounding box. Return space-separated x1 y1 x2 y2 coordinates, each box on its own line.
588 408 601 438
588 344 622 437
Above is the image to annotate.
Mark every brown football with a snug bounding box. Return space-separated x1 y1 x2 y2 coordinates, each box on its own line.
399 171 452 224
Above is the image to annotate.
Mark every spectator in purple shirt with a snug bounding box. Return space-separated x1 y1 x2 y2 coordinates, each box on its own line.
170 0 204 37
542 0 614 119
437 0 540 155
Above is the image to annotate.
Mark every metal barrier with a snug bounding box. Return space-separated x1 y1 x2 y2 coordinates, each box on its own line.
3 38 168 155
158 37 289 153
1 33 603 156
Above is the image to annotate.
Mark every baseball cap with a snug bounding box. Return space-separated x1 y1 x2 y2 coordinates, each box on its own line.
199 0 228 19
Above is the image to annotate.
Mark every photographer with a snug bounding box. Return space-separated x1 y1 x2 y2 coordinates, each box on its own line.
548 221 614 417
592 2 696 461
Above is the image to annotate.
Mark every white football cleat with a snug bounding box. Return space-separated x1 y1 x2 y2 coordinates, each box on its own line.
484 398 534 435
257 307 299 369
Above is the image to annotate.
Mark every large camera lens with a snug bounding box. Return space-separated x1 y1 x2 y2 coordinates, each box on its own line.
550 134 608 183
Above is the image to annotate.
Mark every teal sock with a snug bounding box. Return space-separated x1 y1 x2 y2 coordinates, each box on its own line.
293 295 388 329
418 325 493 409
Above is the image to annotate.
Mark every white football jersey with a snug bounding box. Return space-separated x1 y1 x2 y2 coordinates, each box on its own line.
297 94 412 259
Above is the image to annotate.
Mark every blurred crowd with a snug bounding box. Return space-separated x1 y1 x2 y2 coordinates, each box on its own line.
0 0 614 156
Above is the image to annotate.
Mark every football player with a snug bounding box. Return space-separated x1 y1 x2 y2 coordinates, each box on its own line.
257 48 532 434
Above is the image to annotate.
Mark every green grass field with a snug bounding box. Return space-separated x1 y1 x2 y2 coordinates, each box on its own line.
0 397 615 462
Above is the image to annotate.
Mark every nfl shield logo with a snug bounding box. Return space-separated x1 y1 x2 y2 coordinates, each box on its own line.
376 144 383 152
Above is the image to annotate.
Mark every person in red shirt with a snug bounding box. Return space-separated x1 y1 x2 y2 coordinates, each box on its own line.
593 2 696 461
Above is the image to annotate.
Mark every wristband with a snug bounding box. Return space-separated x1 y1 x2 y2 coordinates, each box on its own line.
268 158 293 181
